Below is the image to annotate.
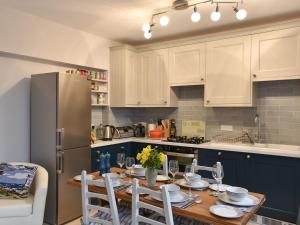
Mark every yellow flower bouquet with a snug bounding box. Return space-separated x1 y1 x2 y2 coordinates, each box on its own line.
136 145 166 187
136 145 166 169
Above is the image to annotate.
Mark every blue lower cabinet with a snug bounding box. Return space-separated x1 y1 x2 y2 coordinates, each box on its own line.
198 148 300 223
198 149 243 186
243 153 300 223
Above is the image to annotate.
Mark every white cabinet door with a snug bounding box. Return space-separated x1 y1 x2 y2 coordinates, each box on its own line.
139 49 168 105
251 27 300 81
169 43 205 85
125 50 139 105
205 36 252 107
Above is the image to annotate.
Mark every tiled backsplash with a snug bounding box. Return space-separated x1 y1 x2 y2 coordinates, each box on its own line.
92 80 300 145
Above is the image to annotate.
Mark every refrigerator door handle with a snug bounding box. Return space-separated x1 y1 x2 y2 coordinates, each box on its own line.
56 128 65 150
57 151 64 174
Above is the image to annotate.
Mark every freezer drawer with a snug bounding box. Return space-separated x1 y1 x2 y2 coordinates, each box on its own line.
57 147 91 225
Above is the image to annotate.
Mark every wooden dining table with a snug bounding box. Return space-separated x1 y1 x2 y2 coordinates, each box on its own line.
67 168 265 225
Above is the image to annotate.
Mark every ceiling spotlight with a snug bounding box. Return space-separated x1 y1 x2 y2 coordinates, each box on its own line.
144 30 152 39
142 23 151 32
211 4 221 22
160 15 170 26
234 7 247 20
191 6 201 23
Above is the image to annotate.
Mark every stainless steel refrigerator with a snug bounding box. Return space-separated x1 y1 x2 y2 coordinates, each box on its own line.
30 72 91 225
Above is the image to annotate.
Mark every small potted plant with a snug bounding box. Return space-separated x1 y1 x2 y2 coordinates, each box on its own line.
136 145 166 187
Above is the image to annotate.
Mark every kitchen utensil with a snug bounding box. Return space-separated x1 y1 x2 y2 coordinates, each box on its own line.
151 191 189 203
149 129 163 139
156 175 170 181
170 119 176 137
103 125 116 141
226 186 248 202
96 124 104 140
209 205 244 218
113 126 134 139
169 160 179 183
175 179 209 190
184 165 195 199
211 162 224 196
218 192 260 206
73 174 95 181
148 123 157 136
209 184 231 192
134 123 146 137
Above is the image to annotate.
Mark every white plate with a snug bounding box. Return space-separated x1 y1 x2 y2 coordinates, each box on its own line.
73 174 95 181
219 193 260 207
125 170 145 177
151 191 189 203
93 179 125 188
209 184 231 192
209 205 244 218
102 173 120 180
175 179 209 189
160 184 180 192
156 175 170 181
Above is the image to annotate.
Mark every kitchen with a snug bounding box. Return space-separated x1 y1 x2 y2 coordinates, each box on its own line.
0 1 300 225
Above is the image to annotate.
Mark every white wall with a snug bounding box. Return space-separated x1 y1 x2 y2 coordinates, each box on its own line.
0 6 112 162
0 6 111 70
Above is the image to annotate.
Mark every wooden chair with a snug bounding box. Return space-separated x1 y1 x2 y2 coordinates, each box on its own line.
132 178 174 225
81 170 131 225
158 155 168 176
192 159 220 183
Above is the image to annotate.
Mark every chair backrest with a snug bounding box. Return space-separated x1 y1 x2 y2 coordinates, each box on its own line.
131 178 174 225
81 171 120 225
157 155 168 176
192 159 221 183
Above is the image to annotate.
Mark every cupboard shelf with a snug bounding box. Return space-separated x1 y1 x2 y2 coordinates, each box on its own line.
91 79 108 83
91 104 108 107
91 90 108 93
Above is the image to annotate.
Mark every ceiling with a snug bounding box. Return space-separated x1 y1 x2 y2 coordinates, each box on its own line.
1 0 300 45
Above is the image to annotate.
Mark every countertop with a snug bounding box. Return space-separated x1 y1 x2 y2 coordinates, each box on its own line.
91 137 300 158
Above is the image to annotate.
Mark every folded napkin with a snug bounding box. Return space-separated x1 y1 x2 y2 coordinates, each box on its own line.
114 183 131 192
172 197 196 209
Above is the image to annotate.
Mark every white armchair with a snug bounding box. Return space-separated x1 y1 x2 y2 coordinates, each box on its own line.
0 162 48 225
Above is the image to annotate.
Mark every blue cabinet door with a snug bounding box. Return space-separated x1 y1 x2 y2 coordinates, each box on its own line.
243 153 300 223
198 149 243 186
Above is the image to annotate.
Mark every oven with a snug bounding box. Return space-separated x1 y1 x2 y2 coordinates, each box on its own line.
163 146 198 174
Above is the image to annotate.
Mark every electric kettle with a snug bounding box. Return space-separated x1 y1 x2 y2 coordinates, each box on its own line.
103 125 116 141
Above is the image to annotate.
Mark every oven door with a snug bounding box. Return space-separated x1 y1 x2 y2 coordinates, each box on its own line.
164 151 196 174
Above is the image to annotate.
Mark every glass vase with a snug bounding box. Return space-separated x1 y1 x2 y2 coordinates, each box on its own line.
145 168 158 187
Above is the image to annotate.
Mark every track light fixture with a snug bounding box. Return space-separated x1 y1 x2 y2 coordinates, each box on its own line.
142 0 247 39
211 4 221 22
191 6 201 23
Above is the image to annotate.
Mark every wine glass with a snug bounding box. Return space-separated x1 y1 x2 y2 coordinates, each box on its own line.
169 160 179 183
126 157 135 183
211 163 224 196
117 153 125 178
183 165 195 199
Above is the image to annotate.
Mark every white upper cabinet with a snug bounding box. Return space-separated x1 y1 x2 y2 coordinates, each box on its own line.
125 50 139 105
251 27 300 81
139 49 169 106
169 43 205 86
205 36 253 107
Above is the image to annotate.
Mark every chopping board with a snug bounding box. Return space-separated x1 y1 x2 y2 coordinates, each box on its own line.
181 120 206 138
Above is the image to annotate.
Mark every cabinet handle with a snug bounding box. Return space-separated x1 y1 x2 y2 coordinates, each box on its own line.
253 74 257 78
96 159 100 162
120 146 125 149
206 100 210 104
218 152 222 156
246 154 251 159
163 100 167 104
96 151 100 154
200 78 204 81
137 101 141 105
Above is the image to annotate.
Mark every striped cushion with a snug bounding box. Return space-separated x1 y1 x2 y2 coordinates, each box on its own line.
148 212 207 225
89 204 132 225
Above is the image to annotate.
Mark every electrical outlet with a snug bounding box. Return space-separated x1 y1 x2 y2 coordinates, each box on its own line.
220 125 233 131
